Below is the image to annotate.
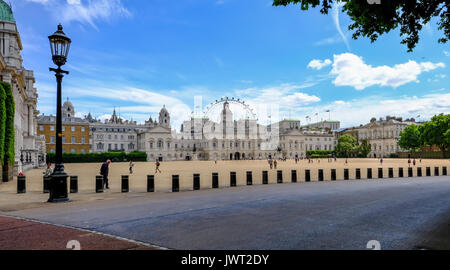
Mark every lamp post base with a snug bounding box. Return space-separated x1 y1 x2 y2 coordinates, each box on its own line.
48 165 69 203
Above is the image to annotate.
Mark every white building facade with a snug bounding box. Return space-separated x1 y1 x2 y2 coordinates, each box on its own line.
0 1 45 176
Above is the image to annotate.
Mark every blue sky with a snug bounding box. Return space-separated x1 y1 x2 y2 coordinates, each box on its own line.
13 0 450 129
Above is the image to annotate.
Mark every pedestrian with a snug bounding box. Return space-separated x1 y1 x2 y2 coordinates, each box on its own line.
274 159 278 170
408 159 411 167
129 161 134 174
269 159 273 170
413 159 416 166
380 158 383 165
155 159 162 174
214 156 217 164
100 160 111 189
345 158 348 165
43 163 53 177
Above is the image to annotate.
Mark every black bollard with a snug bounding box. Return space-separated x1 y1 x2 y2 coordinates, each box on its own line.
212 173 219 189
318 169 324 182
417 167 422 177
378 168 383 179
262 171 268 185
399 168 404 178
356 168 361 180
147 175 155 192
122 175 129 193
247 171 253 186
96 175 104 193
389 168 394 178
434 167 439 176
367 168 373 179
43 176 51 194
230 172 236 187
291 170 297 183
194 174 201 190
305 170 311 182
344 169 349 180
70 176 78 194
17 175 26 194
277 170 283 184
331 169 336 181
426 167 431 177
408 167 413 177
172 175 179 192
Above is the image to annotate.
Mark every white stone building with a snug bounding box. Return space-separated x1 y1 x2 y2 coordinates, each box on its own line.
0 1 45 176
352 116 418 158
138 100 337 161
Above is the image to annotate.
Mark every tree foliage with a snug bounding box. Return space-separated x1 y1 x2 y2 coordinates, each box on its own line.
419 114 450 155
0 84 5 166
398 124 422 152
272 0 449 51
358 139 372 157
1 82 14 166
335 134 358 157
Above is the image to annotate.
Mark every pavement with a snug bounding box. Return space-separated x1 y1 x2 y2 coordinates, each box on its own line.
0 215 159 250
0 176 449 250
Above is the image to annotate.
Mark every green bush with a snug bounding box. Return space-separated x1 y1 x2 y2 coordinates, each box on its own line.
46 151 147 164
1 82 14 166
306 150 334 158
0 84 5 165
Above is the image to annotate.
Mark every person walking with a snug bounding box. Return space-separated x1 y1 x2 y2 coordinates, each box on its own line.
43 163 53 177
155 160 162 174
408 159 411 167
129 161 134 174
413 159 416 166
100 160 111 190
274 159 278 170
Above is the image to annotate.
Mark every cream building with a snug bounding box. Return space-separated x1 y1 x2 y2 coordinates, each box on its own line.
138 99 337 161
352 116 418 158
88 109 140 153
0 1 45 176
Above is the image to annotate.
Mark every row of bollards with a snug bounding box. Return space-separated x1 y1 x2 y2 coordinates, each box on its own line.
15 166 449 194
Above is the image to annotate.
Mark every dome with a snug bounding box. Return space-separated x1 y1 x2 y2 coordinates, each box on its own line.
0 1 14 23
63 97 73 108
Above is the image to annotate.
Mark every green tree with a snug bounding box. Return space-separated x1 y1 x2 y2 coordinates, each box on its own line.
1 82 14 182
335 134 358 157
420 114 450 157
0 84 6 166
272 0 449 52
398 124 422 152
358 139 371 158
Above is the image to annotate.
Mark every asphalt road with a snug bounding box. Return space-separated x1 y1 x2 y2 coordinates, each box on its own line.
2 176 450 250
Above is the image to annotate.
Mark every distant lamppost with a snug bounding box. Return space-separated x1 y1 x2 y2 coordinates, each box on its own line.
48 24 71 203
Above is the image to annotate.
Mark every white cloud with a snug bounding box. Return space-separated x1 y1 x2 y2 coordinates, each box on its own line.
308 59 332 70
24 0 131 29
308 92 450 128
327 53 446 90
332 2 350 51
444 50 450 57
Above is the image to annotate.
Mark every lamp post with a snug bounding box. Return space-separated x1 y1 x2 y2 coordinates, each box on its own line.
48 24 71 203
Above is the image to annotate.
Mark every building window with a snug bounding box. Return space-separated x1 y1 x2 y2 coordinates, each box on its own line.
81 127 85 132
81 137 85 144
50 126 55 131
50 149 55 153
62 126 65 132
62 137 65 143
115 144 118 150
71 136 76 143
81 149 85 154
71 126 76 132
39 125 43 131
50 136 55 143
71 149 76 153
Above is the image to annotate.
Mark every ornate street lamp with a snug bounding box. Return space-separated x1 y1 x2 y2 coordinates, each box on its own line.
48 24 71 203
